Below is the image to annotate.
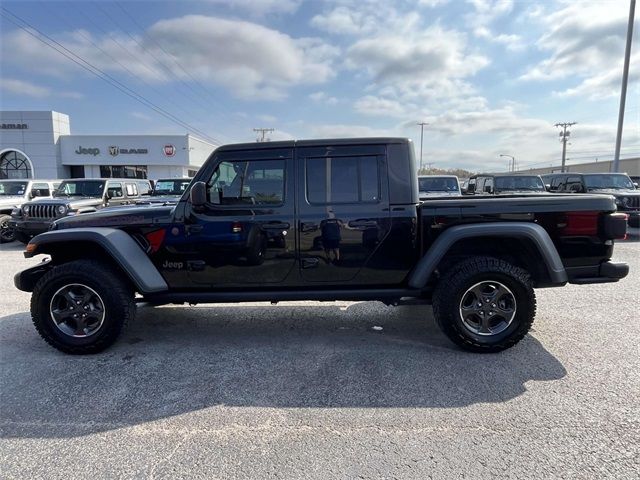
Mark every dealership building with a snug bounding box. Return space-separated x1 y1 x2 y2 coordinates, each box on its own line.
0 111 217 180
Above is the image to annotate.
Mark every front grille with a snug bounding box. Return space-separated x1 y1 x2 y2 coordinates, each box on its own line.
628 196 640 209
28 204 59 220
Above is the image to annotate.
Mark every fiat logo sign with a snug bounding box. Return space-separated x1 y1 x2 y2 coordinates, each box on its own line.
163 144 176 157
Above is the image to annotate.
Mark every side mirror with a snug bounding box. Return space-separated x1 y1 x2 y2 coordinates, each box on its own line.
106 190 114 199
190 181 207 207
30 189 40 198
634 182 639 189
545 184 551 191
484 185 493 193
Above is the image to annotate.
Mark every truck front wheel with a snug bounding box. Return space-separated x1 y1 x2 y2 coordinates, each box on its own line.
31 260 135 354
0 214 15 243
432 256 536 353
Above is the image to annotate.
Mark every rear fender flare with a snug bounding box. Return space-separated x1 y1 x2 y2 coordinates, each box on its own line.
408 222 568 288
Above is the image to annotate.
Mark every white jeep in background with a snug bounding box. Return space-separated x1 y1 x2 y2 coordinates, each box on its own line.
0 179 60 243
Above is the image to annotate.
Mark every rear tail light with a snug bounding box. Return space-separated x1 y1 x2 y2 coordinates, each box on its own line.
231 222 242 233
557 211 599 236
602 212 628 240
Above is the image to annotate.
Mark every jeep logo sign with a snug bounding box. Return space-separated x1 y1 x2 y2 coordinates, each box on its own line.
75 146 100 156
163 144 176 157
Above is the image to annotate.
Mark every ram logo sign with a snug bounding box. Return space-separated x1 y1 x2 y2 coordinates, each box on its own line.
109 146 120 156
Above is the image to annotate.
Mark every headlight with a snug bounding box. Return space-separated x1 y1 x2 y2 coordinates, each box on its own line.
56 205 67 215
620 197 630 207
11 207 20 216
22 205 30 214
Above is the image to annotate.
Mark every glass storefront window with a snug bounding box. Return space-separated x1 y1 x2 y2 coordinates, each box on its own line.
0 150 32 179
99 165 148 179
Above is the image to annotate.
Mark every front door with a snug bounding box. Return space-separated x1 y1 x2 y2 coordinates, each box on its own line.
296 144 391 284
182 147 296 287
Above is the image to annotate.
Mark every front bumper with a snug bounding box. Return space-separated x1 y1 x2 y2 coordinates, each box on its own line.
567 260 629 284
10 218 53 236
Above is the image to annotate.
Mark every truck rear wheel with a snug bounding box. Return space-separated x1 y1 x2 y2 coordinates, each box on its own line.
31 260 135 354
432 256 536 353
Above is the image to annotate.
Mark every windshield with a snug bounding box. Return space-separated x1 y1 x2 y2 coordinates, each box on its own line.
0 181 28 196
583 174 634 190
54 181 105 197
152 179 191 196
495 176 545 191
418 177 459 192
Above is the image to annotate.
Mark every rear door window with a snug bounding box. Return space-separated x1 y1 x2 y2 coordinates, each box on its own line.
306 156 380 204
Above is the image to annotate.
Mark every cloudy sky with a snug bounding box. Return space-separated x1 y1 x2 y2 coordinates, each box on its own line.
0 0 638 171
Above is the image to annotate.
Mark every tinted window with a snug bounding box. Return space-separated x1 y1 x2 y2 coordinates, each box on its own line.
55 181 105 197
125 183 138 196
306 156 379 204
0 181 28 195
495 176 545 191
565 177 583 192
418 177 459 192
153 179 192 196
583 174 634 189
107 182 124 198
207 159 285 206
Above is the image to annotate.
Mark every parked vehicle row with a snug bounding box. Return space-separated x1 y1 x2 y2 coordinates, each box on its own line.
14 137 629 355
0 180 60 243
0 177 190 244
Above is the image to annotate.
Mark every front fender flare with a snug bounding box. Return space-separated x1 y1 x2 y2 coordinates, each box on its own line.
407 222 568 288
20 227 168 293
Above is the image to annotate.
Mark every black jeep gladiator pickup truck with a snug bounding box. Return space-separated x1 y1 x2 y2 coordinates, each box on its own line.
15 138 629 354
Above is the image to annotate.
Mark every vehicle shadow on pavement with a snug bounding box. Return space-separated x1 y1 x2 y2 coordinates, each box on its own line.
0 303 566 439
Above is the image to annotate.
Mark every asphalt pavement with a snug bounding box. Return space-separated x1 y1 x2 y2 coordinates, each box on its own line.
0 237 638 479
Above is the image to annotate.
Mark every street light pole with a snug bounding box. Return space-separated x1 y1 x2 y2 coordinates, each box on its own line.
417 122 429 172
613 0 636 173
500 154 515 172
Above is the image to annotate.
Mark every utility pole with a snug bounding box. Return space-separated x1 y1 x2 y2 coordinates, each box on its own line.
613 0 636 173
253 128 274 142
500 154 515 172
555 122 576 172
417 122 429 172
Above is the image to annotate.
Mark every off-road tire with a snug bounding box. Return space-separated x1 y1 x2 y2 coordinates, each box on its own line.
31 260 135 354
0 214 15 243
432 256 536 353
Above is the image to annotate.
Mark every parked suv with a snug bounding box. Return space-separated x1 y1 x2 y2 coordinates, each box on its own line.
466 174 547 195
0 179 60 243
11 178 152 242
136 178 192 205
542 173 640 227
418 175 461 199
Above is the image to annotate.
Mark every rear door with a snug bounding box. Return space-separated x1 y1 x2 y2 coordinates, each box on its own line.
296 143 392 284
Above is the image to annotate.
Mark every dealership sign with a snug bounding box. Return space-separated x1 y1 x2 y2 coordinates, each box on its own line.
109 146 148 156
1 123 28 129
163 144 176 157
75 146 100 156
74 145 149 156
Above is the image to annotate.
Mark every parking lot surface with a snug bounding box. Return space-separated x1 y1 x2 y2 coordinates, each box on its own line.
0 237 638 479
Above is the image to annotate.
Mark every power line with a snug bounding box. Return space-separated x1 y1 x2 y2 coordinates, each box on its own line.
0 7 220 145
253 128 274 142
39 1 203 122
93 2 213 115
114 0 230 114
554 122 577 173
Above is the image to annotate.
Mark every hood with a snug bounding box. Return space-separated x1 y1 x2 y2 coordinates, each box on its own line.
25 197 103 208
587 188 639 196
136 195 181 204
419 191 461 198
54 204 175 230
0 195 26 207
495 190 550 195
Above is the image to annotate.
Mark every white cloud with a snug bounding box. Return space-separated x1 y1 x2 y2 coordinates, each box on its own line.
309 123 391 138
0 77 83 99
309 91 338 105
130 111 153 121
354 95 406 117
0 78 50 98
205 0 301 15
1 16 339 101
